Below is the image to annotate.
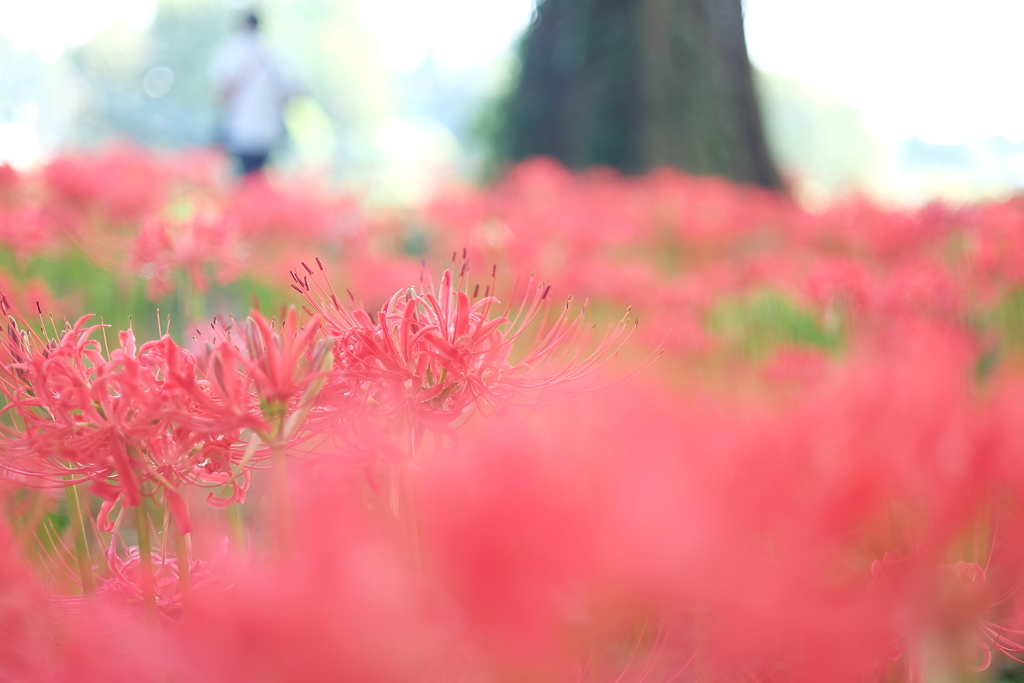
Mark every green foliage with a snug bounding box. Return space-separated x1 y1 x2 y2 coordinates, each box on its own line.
985 287 1024 351
0 248 286 343
706 289 841 359
0 250 149 334
998 664 1024 681
975 287 1024 382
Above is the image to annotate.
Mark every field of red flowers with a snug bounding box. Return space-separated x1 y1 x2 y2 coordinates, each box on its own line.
3 144 1024 682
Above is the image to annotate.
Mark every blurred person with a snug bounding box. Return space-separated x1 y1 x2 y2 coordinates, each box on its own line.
210 11 298 177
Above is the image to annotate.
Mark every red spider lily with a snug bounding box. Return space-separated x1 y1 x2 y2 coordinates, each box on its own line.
867 551 1024 678
195 308 334 553
17 146 1024 682
935 560 1024 672
293 260 643 447
223 175 352 243
200 308 333 442
0 309 260 535
0 205 58 260
97 544 224 622
42 144 171 226
0 162 18 201
129 212 242 303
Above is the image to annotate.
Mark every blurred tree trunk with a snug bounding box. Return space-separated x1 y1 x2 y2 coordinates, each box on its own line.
498 0 782 190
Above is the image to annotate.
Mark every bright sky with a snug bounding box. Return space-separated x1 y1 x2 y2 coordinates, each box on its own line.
743 0 1024 144
0 0 156 63
354 0 535 72
2 0 1023 145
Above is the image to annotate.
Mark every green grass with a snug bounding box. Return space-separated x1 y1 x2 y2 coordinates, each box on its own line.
706 289 842 359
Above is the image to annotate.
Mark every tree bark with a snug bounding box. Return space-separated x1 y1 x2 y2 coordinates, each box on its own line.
499 0 783 190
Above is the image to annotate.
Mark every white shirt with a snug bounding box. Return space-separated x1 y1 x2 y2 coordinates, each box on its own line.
209 32 295 154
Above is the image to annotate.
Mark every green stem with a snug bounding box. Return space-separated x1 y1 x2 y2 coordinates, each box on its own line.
226 499 246 552
64 482 94 593
399 463 421 570
389 423 422 569
177 270 206 323
174 521 190 612
271 439 293 556
135 502 157 618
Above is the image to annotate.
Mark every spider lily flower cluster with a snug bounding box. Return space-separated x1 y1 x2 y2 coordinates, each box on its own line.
9 147 1024 681
3 331 1024 682
0 299 337 603
0 262 642 656
292 258 640 441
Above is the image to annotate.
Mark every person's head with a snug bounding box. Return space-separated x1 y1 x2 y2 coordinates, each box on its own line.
242 11 259 32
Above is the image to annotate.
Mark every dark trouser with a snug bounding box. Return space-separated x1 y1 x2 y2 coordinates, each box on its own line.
236 151 270 176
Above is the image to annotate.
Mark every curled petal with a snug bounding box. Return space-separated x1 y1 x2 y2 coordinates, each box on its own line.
97 498 118 533
206 469 250 509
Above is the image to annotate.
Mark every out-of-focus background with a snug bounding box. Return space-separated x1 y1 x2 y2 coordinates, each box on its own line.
2 0 1023 206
